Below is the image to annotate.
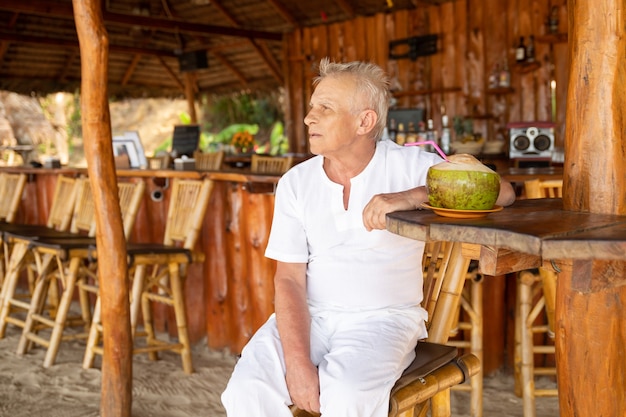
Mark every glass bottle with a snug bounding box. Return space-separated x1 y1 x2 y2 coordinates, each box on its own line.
499 60 511 88
440 115 451 155
526 35 535 63
396 122 406 146
515 37 526 63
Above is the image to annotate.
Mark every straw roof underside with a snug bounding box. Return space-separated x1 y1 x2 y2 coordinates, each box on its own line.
0 0 449 98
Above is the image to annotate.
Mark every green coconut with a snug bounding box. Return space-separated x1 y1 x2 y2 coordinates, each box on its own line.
427 154 501 210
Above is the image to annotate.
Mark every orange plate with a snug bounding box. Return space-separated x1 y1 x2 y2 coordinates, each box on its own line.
420 202 504 219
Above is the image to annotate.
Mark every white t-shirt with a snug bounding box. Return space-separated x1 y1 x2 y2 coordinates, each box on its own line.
265 140 443 311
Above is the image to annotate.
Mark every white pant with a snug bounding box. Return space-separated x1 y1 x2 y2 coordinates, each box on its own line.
221 307 427 417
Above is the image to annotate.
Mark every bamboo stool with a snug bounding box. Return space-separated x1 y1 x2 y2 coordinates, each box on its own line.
291 241 480 417
251 154 293 174
83 178 213 374
193 150 224 171
512 179 563 417
16 180 145 367
0 175 78 339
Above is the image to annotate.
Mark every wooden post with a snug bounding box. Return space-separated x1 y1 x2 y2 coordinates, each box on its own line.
184 72 198 124
72 1 132 416
559 1 626 416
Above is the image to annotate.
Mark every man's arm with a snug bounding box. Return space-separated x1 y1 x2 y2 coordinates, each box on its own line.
274 261 320 413
362 179 516 231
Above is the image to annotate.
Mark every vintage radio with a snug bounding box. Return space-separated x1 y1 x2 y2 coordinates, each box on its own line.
508 122 555 160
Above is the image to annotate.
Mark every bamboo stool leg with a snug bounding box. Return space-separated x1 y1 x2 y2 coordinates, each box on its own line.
168 261 193 374
517 271 537 417
0 242 30 338
82 295 101 368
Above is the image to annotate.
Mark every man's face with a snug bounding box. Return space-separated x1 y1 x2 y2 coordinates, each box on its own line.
304 75 364 156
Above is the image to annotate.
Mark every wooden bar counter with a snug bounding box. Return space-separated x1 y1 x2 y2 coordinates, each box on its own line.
1 165 279 353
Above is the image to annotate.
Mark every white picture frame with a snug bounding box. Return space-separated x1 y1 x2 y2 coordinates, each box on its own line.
112 131 148 169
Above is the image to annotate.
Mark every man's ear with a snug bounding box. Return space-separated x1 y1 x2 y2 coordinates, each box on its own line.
356 109 378 135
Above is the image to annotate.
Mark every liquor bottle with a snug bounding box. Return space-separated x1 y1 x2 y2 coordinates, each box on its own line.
388 118 397 142
440 115 451 155
406 122 417 144
526 35 535 63
499 60 511 88
515 37 526 63
488 63 500 89
396 122 406 146
425 119 436 152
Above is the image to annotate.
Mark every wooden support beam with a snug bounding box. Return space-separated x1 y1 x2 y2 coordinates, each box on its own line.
211 51 249 86
72 1 132 417
249 40 284 84
156 56 185 91
264 0 298 27
121 54 142 86
0 0 283 41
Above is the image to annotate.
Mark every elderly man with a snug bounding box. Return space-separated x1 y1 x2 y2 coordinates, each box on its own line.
222 58 515 417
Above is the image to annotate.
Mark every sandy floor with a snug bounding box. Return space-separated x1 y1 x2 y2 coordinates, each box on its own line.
0 325 559 417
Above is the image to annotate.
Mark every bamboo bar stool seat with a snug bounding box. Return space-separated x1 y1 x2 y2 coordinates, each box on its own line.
291 241 481 417
83 178 214 374
0 175 78 339
193 150 224 171
250 154 293 174
513 179 563 417
17 180 146 368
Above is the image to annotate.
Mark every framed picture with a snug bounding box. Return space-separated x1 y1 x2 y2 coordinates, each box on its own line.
112 131 148 169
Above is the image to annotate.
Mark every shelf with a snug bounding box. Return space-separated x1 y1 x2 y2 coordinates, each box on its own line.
487 87 514 95
536 33 568 44
392 86 462 98
514 61 541 73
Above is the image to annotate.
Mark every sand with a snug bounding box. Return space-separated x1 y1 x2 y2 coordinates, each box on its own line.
0 325 560 417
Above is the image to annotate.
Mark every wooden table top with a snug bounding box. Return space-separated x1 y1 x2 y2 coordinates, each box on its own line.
387 198 626 261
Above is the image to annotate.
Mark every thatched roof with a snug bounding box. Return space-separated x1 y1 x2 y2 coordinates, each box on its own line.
0 0 447 98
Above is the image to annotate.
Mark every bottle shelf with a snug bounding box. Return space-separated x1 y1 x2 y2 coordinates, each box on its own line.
514 61 541 73
487 87 514 95
536 33 568 44
392 86 462 98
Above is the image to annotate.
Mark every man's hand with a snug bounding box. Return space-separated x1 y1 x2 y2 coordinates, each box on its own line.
362 187 428 231
286 361 320 413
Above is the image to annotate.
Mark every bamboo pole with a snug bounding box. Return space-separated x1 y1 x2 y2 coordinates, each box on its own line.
72 1 132 416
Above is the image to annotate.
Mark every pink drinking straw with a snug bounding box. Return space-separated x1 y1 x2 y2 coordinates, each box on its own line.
404 140 450 162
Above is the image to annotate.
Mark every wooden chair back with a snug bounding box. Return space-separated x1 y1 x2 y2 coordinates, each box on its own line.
117 180 146 239
524 179 563 199
147 154 171 170
70 177 97 236
0 172 27 223
251 155 293 175
163 178 214 249
194 150 224 171
47 176 78 231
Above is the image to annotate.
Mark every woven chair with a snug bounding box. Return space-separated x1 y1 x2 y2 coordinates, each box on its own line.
0 172 27 224
291 241 480 417
513 179 563 417
251 154 293 174
0 175 78 339
194 150 224 171
83 178 214 374
147 154 171 170
0 172 27 281
16 180 146 367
